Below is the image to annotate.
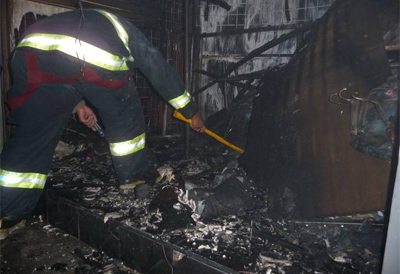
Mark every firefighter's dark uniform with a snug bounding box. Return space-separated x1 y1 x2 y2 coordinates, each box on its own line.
0 9 198 221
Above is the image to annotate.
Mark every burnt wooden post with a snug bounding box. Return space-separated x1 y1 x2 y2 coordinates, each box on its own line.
1 0 11 145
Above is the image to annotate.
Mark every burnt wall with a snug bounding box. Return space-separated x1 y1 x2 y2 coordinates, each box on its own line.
241 0 393 218
196 0 332 119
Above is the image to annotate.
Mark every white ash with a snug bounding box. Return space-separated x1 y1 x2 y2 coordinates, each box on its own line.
104 212 124 223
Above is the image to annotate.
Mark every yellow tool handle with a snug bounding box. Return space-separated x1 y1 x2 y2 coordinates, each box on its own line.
173 111 244 154
173 111 192 124
204 128 244 153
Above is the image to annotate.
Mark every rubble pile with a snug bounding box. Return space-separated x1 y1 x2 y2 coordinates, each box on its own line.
44 121 385 274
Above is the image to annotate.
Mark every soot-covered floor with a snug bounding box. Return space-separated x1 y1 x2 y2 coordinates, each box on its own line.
0 216 137 274
1 117 386 274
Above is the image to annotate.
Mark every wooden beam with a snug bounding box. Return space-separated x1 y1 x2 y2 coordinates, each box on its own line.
1 0 11 95
1 0 12 142
193 21 317 96
193 69 221 79
193 69 265 82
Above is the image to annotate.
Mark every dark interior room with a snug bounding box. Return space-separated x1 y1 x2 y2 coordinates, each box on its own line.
0 0 399 273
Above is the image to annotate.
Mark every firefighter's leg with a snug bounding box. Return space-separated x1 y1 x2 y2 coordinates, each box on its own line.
1 84 81 220
80 80 146 179
1 79 82 221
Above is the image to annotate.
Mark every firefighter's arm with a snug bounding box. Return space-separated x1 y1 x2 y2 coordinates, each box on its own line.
127 24 198 120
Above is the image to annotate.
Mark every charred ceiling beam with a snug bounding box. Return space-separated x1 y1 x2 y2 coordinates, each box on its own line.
194 21 317 96
26 0 162 25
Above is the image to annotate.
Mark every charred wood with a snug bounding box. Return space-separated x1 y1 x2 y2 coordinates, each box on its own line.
194 21 317 96
193 69 267 83
193 69 222 79
259 54 294 57
284 0 291 22
205 87 257 131
200 24 302 38
232 80 256 103
225 81 253 89
204 1 209 21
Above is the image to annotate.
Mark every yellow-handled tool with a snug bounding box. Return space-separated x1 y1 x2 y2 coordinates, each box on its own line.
173 111 244 154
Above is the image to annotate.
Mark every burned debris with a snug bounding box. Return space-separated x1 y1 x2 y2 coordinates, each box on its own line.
39 108 387 273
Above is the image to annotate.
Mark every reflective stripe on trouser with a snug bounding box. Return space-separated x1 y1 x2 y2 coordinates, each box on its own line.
0 169 47 189
110 133 145 156
0 170 47 221
79 79 146 179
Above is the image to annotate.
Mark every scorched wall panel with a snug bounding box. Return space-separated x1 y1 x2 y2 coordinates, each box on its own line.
241 0 393 217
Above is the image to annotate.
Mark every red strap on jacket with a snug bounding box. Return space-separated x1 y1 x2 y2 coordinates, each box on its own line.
7 51 131 111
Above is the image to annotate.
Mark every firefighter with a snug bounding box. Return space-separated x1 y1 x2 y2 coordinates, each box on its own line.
0 9 205 239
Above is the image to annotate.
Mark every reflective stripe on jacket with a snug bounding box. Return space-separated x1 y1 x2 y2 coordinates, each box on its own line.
168 89 192 109
0 169 47 189
95 10 134 62
17 33 130 71
17 10 133 71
